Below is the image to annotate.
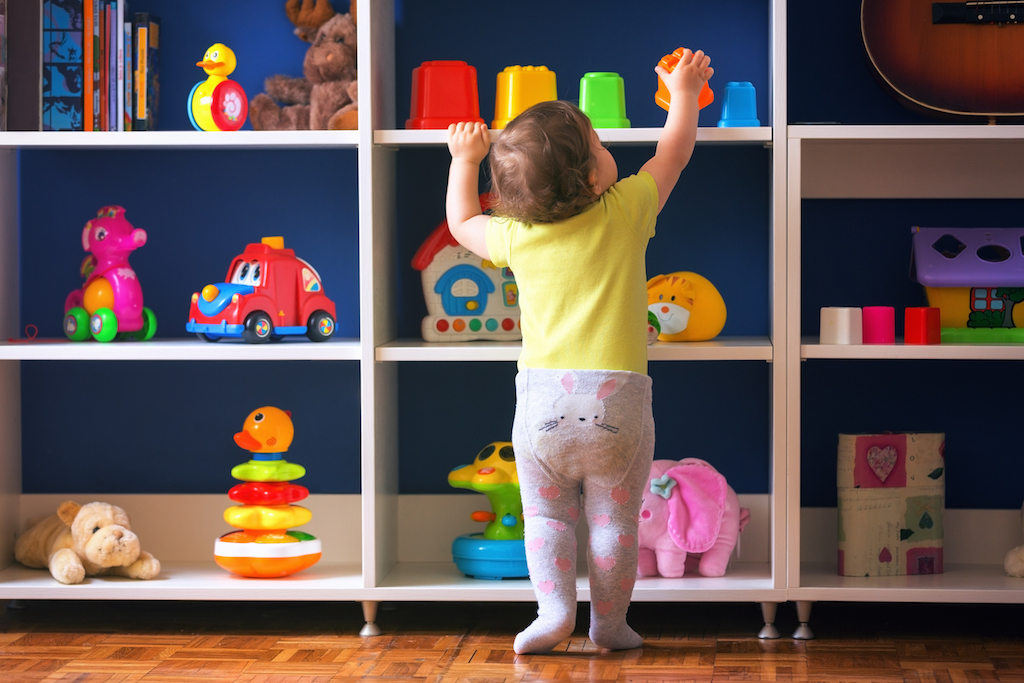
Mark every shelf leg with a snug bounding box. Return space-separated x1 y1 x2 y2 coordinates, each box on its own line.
757 601 781 639
792 600 815 640
359 600 382 636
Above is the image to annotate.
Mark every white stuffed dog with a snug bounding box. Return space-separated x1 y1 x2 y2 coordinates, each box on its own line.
14 501 160 584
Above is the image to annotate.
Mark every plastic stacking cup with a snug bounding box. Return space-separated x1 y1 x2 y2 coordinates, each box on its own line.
407 60 485 129
862 306 896 344
579 72 630 128
492 65 557 129
718 81 760 127
904 306 941 345
656 48 714 111
820 307 863 344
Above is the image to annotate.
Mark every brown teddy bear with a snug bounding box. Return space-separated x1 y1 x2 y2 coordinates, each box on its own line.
14 501 160 585
250 0 358 131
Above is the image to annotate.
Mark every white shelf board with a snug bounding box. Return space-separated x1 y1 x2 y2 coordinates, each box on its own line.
376 337 772 362
801 337 1024 360
0 562 366 600
793 562 1024 603
371 562 780 602
789 124 1024 142
375 126 772 147
0 338 361 361
0 130 360 149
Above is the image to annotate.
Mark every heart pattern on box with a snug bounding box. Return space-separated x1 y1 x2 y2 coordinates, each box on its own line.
866 445 898 482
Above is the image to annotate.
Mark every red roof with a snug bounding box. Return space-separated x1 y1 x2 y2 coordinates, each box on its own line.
411 194 493 271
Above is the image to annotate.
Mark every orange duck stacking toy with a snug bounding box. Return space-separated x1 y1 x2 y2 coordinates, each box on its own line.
214 407 321 577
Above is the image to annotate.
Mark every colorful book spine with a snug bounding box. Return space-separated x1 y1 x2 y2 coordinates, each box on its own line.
83 0 92 129
91 0 99 129
42 0 84 130
107 0 115 131
122 18 131 130
132 12 158 131
99 0 106 130
116 0 123 131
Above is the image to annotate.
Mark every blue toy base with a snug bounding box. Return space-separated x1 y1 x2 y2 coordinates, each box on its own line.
451 534 528 580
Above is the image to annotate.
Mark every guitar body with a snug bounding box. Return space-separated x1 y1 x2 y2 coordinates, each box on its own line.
862 0 1024 120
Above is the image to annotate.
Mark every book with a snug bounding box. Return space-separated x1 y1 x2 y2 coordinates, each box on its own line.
42 0 84 130
115 0 121 130
82 0 91 128
106 0 114 130
90 0 98 128
122 15 130 129
98 0 105 130
131 11 157 130
0 0 7 131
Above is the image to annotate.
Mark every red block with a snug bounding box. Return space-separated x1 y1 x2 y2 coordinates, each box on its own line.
407 60 485 129
904 307 941 345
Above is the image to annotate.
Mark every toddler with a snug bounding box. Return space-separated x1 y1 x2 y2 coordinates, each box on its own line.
445 49 713 654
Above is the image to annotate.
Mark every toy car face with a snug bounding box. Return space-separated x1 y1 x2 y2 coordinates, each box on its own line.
187 239 337 343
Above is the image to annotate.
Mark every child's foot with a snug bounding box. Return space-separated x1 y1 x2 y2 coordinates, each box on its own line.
513 616 575 655
589 620 643 651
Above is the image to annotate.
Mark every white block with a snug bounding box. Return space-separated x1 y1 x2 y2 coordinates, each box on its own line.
820 307 863 344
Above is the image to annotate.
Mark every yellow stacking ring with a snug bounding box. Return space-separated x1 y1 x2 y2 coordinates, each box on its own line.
224 504 312 530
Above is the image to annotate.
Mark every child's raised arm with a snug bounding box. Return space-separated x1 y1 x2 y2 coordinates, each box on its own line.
641 49 714 214
446 121 492 260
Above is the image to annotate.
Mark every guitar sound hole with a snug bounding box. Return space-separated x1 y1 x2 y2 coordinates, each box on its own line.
931 234 967 259
977 244 1012 263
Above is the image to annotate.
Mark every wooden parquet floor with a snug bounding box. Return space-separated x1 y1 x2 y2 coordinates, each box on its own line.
0 598 1021 682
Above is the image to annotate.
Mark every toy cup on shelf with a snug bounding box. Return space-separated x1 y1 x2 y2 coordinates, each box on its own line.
862 306 896 344
492 65 557 129
407 60 484 129
214 406 322 578
189 43 249 131
718 81 760 127
448 442 528 580
905 307 941 345
656 48 714 112
63 206 157 343
579 72 630 128
820 307 863 344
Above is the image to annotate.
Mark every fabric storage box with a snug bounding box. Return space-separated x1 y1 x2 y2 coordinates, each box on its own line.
837 432 945 577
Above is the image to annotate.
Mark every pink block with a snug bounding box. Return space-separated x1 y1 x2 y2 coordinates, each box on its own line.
904 307 941 345
862 306 896 344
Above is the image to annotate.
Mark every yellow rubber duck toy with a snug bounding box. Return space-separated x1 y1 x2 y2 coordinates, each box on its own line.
189 43 248 131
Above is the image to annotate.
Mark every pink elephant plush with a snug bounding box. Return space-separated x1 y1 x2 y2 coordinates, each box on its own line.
637 458 750 578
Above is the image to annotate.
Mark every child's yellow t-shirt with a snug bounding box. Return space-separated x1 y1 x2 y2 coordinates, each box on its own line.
485 172 658 374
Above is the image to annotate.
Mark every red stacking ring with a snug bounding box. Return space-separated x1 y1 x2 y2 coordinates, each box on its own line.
228 481 309 505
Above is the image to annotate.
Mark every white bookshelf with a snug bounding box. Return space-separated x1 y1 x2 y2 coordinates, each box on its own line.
786 125 1024 636
0 0 794 641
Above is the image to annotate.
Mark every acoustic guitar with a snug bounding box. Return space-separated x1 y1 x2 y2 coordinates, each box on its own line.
861 0 1024 121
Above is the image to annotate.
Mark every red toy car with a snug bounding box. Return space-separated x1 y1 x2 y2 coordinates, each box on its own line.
187 237 337 343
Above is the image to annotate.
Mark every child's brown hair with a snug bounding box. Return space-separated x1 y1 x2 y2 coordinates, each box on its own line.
488 101 598 224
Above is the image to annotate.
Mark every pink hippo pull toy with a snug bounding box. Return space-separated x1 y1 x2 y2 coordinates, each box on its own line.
63 206 157 342
637 458 750 578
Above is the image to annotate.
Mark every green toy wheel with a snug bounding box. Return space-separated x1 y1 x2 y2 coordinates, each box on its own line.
131 307 157 341
89 308 119 342
63 307 91 341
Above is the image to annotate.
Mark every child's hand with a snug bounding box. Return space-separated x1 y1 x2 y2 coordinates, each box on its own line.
655 49 714 103
447 121 491 165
